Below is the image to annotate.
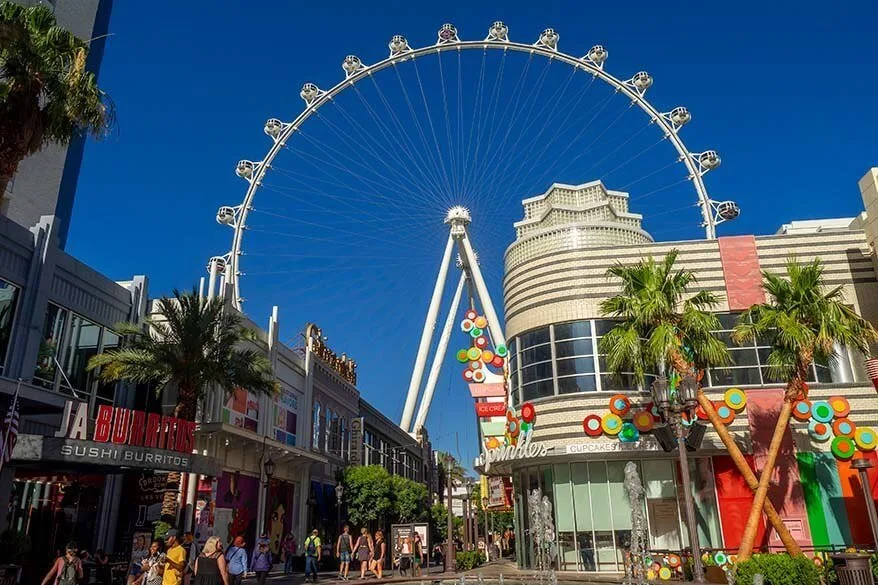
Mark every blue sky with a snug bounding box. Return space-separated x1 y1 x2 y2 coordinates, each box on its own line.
69 0 878 467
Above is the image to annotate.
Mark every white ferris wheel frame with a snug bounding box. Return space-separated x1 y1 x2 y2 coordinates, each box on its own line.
216 22 738 311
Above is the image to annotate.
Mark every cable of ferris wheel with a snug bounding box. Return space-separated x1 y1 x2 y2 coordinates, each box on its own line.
436 49 461 199
600 135 669 182
411 58 456 200
630 177 691 202
456 51 466 198
617 158 682 192
583 121 653 175
461 49 488 192
467 49 508 194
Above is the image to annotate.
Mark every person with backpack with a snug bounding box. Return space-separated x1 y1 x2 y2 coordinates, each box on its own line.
335 525 353 581
41 542 84 585
303 529 321 583
250 536 272 585
224 537 248 585
353 528 372 580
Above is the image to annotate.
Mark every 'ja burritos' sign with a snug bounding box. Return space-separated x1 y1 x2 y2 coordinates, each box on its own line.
476 432 549 473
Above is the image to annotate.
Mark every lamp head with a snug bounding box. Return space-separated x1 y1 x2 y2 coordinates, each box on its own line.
651 376 670 409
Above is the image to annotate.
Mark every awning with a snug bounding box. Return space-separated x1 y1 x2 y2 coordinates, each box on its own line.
198 422 328 467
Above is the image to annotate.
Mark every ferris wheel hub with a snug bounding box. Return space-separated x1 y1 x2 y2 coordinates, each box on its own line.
445 205 472 225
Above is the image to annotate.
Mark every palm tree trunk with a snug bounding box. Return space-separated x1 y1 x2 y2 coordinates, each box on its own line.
174 383 199 422
696 392 801 555
736 398 794 561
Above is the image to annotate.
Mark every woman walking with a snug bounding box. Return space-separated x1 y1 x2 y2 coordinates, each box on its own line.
353 528 372 580
40 542 84 585
251 536 272 585
370 531 386 580
193 537 228 585
136 541 166 585
224 537 248 585
282 534 297 575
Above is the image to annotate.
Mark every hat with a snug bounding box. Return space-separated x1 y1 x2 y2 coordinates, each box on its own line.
166 530 179 539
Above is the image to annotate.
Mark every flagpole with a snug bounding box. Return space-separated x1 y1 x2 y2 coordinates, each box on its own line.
0 379 22 472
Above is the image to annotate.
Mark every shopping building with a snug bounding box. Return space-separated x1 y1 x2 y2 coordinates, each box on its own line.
484 174 878 573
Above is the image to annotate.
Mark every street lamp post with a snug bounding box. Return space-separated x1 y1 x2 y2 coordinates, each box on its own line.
335 483 345 535
261 456 276 536
464 483 473 552
851 458 878 549
481 496 491 561
652 374 705 583
444 455 456 573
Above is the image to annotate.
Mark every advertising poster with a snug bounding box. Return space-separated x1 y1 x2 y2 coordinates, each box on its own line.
130 532 151 569
273 389 298 446
390 523 429 571
223 388 259 432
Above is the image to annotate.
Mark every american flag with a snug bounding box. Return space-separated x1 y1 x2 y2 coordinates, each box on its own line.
0 382 21 470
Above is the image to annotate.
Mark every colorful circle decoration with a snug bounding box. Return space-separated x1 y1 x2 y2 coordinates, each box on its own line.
716 403 736 425
469 361 482 371
855 427 878 451
811 401 834 424
658 566 672 580
472 370 486 383
694 404 709 421
467 347 482 361
833 419 856 438
507 419 520 438
724 388 747 411
793 399 813 421
832 436 857 460
474 316 488 329
456 349 469 363
465 309 478 321
495 345 509 358
632 410 655 432
667 554 682 568
647 569 657 581
485 437 501 450
713 552 728 565
491 355 505 368
812 556 823 567
583 415 603 437
461 319 474 333
619 423 640 443
481 350 494 363
608 394 631 416
829 396 851 418
602 413 623 435
521 402 536 423
463 370 474 381
470 327 483 338
475 336 488 349
729 555 738 565
520 422 531 434
809 420 832 442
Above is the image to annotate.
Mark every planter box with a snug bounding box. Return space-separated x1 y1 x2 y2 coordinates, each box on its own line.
705 565 727 583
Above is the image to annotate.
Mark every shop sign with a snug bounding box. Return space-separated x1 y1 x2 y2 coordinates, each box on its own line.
475 402 506 418
565 441 662 454
468 383 506 398
55 400 196 454
477 432 549 473
488 476 510 508
349 417 364 466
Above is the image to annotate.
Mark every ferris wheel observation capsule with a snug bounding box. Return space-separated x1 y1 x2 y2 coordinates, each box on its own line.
342 55 363 77
488 21 508 41
699 150 721 171
264 118 283 138
235 160 255 179
438 23 459 44
716 201 740 221
669 107 691 127
587 45 608 66
300 83 320 105
216 206 236 225
389 35 410 55
632 71 653 93
539 28 559 50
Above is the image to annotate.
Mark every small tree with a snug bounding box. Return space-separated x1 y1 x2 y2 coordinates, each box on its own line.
343 465 394 528
734 258 877 560
0 2 113 200
390 475 429 523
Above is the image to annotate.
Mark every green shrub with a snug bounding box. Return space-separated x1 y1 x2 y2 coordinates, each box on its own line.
455 551 486 570
735 554 821 585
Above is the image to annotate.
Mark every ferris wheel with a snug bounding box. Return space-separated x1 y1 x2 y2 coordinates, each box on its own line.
209 22 740 434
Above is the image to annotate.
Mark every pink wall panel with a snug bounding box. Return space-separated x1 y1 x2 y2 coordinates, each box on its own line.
718 236 765 310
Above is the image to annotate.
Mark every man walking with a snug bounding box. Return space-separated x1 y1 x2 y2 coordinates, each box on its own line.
183 532 200 585
225 536 248 585
335 525 352 581
303 529 322 583
163 530 186 585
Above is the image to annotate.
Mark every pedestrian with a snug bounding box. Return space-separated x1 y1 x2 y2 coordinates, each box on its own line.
130 536 149 585
224 536 248 585
303 529 321 583
353 529 372 580
412 533 423 577
282 533 297 575
193 536 228 585
370 531 385 580
41 542 84 585
335 525 353 581
136 541 166 585
183 532 200 585
163 530 187 585
251 536 272 585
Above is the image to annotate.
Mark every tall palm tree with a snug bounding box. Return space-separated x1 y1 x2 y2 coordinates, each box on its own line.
599 250 801 555
0 2 112 199
87 289 278 422
733 258 876 560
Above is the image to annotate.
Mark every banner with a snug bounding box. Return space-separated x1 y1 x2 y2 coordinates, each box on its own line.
349 417 364 466
469 383 506 398
475 402 506 417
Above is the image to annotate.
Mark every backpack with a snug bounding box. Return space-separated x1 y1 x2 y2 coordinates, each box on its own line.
57 559 78 585
306 537 317 556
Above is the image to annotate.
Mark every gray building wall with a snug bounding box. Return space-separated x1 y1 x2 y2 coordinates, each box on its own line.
4 0 114 248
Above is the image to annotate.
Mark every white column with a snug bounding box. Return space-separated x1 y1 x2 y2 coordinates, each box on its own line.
458 230 506 347
400 233 455 432
413 272 466 433
206 262 219 301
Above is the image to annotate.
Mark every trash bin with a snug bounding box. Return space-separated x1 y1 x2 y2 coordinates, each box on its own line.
831 553 875 585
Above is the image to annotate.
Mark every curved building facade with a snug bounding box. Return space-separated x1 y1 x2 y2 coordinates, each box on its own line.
491 178 878 574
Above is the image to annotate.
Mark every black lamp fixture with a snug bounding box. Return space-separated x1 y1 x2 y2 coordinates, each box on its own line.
335 483 344 504
263 456 276 486
651 376 670 409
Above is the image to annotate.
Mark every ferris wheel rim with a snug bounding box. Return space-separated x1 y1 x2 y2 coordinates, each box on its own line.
223 25 730 312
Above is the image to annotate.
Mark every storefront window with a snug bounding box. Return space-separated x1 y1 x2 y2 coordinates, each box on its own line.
0 280 19 374
94 330 120 408
60 314 102 398
34 304 67 389
312 402 321 449
643 460 681 550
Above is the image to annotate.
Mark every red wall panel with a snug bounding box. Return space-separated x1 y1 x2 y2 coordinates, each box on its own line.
718 235 765 310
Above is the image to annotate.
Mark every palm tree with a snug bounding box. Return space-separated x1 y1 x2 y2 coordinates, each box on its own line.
599 250 801 555
733 258 876 560
0 2 112 199
87 288 278 422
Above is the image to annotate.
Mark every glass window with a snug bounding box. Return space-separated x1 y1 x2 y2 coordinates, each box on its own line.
594 319 619 337
728 348 759 367
521 361 553 384
60 314 101 398
643 459 682 550
0 280 20 374
95 331 120 408
520 344 552 366
554 321 591 341
325 408 333 452
556 357 595 377
558 375 597 394
340 417 347 459
679 458 723 548
519 327 550 349
312 402 321 449
555 339 594 358
34 304 67 388
521 379 554 402
709 367 761 386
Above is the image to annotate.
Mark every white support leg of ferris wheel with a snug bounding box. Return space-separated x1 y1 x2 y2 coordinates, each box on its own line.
457 228 506 348
412 271 466 434
399 233 456 432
